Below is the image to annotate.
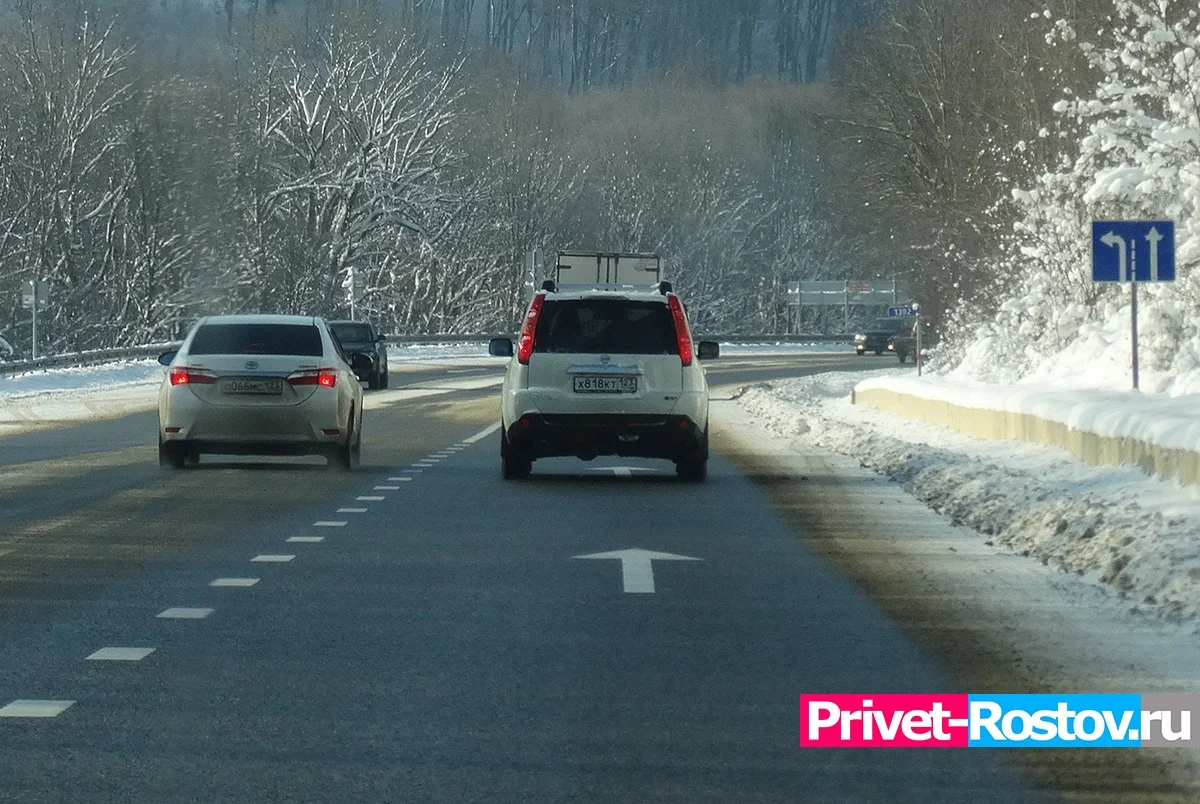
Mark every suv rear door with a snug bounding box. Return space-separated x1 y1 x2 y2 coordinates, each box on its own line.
525 297 684 414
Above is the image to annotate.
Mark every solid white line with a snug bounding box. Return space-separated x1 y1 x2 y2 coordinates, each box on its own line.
462 422 501 444
0 700 75 718
357 496 385 501
337 508 368 513
374 485 400 490
287 536 324 543
157 608 213 619
210 578 259 587
87 647 155 662
313 521 346 527
252 554 295 562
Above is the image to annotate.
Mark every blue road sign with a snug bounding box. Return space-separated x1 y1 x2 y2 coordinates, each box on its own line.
1091 221 1175 282
887 305 916 317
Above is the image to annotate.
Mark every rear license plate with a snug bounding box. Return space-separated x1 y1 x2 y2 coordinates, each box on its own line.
221 378 283 395
573 375 637 394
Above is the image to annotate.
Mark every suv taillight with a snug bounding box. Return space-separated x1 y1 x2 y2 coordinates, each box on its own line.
288 368 338 387
517 293 546 365
169 367 216 386
666 294 693 367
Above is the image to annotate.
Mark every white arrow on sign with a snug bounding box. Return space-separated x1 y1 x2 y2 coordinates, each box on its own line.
1145 226 1163 281
1100 231 1128 282
573 548 702 594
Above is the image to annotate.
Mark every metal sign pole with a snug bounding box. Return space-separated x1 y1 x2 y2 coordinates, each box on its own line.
31 288 38 360
916 312 922 377
1131 274 1139 391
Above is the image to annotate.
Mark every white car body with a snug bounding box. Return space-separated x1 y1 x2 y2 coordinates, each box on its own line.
495 285 715 480
157 314 364 469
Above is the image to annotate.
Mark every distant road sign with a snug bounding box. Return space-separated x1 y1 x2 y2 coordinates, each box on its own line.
1092 221 1175 282
887 306 916 317
21 280 48 311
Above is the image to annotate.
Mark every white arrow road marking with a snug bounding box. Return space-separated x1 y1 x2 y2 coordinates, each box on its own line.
462 422 501 444
1101 231 1128 281
573 548 702 593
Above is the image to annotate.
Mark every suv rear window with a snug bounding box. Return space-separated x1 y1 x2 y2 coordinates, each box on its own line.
188 324 324 356
533 299 678 355
329 323 373 343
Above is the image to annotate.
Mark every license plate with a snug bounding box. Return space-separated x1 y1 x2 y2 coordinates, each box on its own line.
573 375 637 394
221 378 283 395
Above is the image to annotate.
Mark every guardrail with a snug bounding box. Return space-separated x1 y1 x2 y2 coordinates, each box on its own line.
0 332 854 376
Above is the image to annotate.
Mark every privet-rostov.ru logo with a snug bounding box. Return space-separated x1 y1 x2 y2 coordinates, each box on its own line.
799 694 1198 748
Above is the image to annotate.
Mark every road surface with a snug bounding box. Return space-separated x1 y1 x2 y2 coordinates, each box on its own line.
0 353 1048 802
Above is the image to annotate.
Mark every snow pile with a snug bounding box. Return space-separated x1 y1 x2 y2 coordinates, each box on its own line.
740 371 1200 623
943 3 1200 391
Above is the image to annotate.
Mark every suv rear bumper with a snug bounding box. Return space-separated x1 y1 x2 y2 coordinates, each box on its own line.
506 413 706 461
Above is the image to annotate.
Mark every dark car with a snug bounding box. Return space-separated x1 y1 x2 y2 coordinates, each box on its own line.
854 317 913 359
328 320 389 389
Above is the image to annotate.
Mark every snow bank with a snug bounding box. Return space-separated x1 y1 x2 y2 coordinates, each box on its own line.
739 370 1200 624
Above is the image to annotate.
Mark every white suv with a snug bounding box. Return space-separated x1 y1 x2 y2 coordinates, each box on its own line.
489 281 719 481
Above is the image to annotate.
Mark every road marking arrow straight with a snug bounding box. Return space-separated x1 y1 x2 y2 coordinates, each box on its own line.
573 548 702 593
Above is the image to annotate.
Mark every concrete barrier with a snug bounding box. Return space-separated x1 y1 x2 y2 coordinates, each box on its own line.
852 385 1200 487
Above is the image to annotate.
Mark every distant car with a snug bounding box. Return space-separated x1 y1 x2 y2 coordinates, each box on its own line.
854 317 912 357
490 280 719 481
328 320 389 389
887 324 917 363
157 314 370 470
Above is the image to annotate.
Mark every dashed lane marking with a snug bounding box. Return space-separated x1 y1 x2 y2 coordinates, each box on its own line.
313 521 346 527
462 422 501 444
0 700 75 718
338 507 368 513
357 496 385 501
157 608 213 619
374 485 400 491
252 555 296 563
387 477 413 482
402 469 423 474
86 647 155 662
211 578 259 588
287 536 324 544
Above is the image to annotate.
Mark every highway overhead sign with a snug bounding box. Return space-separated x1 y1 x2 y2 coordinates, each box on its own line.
1092 221 1175 282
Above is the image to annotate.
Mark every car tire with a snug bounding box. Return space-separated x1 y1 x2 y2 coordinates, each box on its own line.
676 458 707 482
159 437 186 470
500 432 532 479
328 411 361 471
898 352 907 363
368 370 381 391
380 370 389 389
874 349 883 356
856 350 864 356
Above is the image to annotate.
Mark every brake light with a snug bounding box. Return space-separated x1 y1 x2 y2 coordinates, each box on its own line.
169 367 216 386
517 293 545 365
666 294 693 367
288 368 338 387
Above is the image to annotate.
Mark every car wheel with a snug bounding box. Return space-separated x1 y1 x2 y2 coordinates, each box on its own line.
328 411 360 471
676 458 707 482
380 370 389 389
159 437 186 470
368 370 380 391
874 349 883 356
898 352 907 363
856 350 864 356
500 432 532 479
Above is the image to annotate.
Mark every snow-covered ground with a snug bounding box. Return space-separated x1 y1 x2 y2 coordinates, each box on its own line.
738 369 1200 625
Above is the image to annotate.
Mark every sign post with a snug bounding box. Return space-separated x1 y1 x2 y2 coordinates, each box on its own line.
21 280 49 359
1091 221 1175 391
786 281 800 334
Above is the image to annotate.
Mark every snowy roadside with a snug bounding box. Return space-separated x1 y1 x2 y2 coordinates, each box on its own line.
737 370 1200 625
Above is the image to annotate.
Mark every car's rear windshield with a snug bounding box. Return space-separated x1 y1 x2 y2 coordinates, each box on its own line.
329 323 373 343
534 299 678 355
873 318 906 331
188 323 324 356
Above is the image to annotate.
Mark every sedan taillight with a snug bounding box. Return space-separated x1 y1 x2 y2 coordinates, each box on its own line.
169 367 216 386
287 368 338 388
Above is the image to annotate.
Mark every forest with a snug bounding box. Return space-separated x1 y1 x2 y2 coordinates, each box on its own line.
0 0 1119 355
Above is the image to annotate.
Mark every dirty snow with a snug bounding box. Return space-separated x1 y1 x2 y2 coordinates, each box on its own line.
738 370 1200 625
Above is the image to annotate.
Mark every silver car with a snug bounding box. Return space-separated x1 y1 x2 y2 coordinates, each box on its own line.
157 314 368 470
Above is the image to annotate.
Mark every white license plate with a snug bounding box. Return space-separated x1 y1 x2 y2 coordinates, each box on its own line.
222 378 283 395
573 375 637 394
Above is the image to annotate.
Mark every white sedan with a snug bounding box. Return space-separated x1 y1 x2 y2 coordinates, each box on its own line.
157 314 367 470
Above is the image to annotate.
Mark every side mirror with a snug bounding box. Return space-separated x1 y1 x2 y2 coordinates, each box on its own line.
157 351 178 366
376 334 387 342
350 352 375 376
489 337 514 358
696 341 720 361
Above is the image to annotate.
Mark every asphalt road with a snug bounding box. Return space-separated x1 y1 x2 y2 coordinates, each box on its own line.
0 352 1048 803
